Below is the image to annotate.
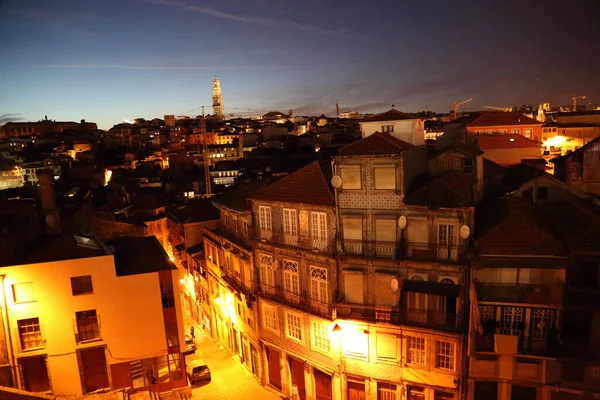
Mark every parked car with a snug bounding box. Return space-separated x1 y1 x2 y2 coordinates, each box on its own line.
184 335 197 354
186 359 211 384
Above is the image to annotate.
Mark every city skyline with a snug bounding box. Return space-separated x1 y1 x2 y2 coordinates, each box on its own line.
1 0 599 129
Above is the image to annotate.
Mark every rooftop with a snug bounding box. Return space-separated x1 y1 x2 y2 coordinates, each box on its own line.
476 134 541 150
108 236 175 277
337 132 413 156
404 171 476 208
168 197 220 223
213 178 280 212
361 109 415 122
2 234 109 267
475 197 567 258
467 112 542 127
249 161 334 207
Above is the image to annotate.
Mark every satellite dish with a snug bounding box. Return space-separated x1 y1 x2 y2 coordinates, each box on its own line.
398 215 407 229
390 278 399 294
459 225 471 239
331 175 342 189
45 215 56 228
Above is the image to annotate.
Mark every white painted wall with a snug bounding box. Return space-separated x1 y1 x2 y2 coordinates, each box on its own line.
359 119 425 145
1 254 180 395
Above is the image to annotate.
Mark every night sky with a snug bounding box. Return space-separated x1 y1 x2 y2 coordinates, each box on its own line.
1 0 599 129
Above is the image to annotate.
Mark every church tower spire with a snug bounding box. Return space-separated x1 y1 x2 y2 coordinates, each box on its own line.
212 76 224 121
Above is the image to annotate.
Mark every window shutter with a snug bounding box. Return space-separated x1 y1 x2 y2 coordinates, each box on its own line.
376 273 397 306
375 167 396 190
344 272 364 304
407 219 428 244
342 217 363 240
341 167 361 189
376 333 398 361
375 219 396 242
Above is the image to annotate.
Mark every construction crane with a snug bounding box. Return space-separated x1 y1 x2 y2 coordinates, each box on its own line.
449 98 472 121
484 105 513 112
200 106 211 196
571 95 586 112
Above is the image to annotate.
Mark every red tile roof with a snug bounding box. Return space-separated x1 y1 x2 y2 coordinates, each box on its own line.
338 132 413 156
476 134 541 150
467 112 542 127
249 161 335 206
362 109 415 122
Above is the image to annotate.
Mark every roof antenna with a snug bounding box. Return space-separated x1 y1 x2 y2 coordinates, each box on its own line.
391 104 395 109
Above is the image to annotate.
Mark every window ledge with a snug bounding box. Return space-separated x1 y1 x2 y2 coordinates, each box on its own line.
76 338 103 346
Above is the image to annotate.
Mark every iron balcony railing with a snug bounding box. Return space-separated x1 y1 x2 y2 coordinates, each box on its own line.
476 282 564 305
258 283 333 319
334 303 463 332
475 332 559 356
341 239 465 262
253 229 334 253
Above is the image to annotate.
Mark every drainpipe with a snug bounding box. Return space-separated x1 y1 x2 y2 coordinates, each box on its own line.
0 274 17 388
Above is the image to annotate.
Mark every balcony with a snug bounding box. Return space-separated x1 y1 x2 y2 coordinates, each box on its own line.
258 284 333 319
342 239 466 262
334 303 463 332
475 282 564 305
252 229 333 253
475 332 558 356
342 239 396 257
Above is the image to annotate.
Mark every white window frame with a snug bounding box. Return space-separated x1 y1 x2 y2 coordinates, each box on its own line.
285 311 303 343
258 205 272 232
406 336 426 365
12 282 36 304
283 208 298 236
311 320 330 353
259 254 275 287
283 259 300 295
435 340 456 371
262 303 278 333
524 128 533 138
381 124 394 133
511 128 520 134
437 222 458 261
310 266 328 303
311 212 328 250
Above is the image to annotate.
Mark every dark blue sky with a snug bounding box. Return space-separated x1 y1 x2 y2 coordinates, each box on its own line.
1 0 598 129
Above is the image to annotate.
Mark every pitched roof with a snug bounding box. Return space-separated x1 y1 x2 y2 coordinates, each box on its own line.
108 236 175 276
475 197 567 257
337 132 413 156
168 197 220 223
404 171 475 208
538 199 600 252
362 109 415 122
476 134 541 150
551 135 600 163
249 161 334 206
468 112 542 127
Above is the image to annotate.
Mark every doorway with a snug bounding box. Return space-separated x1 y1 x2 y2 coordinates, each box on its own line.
314 369 332 400
288 357 306 400
19 356 50 392
79 347 109 393
348 380 366 400
267 347 281 389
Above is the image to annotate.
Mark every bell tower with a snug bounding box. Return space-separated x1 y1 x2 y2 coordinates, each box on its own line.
212 76 224 121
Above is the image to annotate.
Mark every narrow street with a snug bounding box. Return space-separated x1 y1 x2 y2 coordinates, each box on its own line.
183 317 281 400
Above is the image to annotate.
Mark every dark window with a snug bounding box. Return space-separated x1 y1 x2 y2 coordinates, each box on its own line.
71 275 93 295
474 381 498 400
75 310 100 342
536 186 549 200
561 361 584 382
18 318 43 350
161 282 175 308
462 158 474 174
511 385 537 400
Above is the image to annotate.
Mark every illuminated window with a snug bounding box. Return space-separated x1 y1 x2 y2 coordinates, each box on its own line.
310 266 328 303
18 318 43 350
376 333 398 361
343 328 368 358
435 340 455 370
283 209 298 239
312 321 330 352
524 128 533 138
12 282 35 303
71 275 93 295
511 129 520 134
259 254 275 287
283 260 299 295
374 166 396 189
377 382 397 400
311 212 328 250
263 303 277 331
340 166 361 189
285 311 303 342
407 336 426 364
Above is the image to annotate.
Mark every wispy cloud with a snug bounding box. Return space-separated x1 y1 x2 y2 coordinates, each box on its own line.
147 0 362 38
44 64 308 71
0 113 24 125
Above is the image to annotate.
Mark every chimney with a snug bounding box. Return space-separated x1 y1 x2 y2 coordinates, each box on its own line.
38 169 61 235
